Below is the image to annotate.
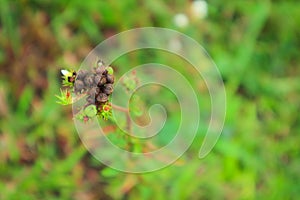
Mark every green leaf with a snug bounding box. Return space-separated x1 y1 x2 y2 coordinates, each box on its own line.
101 167 119 178
17 86 34 115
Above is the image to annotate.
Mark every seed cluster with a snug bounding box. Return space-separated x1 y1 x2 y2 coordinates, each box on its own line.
74 61 114 111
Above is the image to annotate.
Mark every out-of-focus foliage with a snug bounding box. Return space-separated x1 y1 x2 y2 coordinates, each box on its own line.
0 0 300 199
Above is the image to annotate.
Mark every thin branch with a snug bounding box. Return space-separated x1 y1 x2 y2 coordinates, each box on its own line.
111 103 132 135
112 104 129 113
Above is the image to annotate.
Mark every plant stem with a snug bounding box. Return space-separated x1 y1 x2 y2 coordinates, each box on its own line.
111 103 131 131
111 103 134 150
111 104 129 113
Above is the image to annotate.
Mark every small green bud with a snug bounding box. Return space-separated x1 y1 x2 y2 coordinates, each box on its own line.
84 105 97 118
107 66 114 75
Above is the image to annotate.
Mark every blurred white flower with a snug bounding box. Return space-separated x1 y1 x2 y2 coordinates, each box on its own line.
191 0 208 19
173 13 189 28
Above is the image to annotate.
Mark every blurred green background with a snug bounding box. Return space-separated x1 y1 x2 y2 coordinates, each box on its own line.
1 0 300 199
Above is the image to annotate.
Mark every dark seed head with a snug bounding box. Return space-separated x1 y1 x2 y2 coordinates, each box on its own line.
86 95 94 104
84 75 94 86
106 74 114 84
103 84 114 95
95 87 100 94
102 69 108 75
74 80 84 92
96 93 108 103
95 60 106 74
98 76 107 86
95 67 103 75
95 66 105 75
76 70 87 80
88 87 100 97
94 75 101 85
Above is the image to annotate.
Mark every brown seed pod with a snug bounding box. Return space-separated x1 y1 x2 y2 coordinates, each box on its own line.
84 74 94 86
95 87 100 94
95 66 105 75
94 75 101 85
86 95 94 104
102 69 108 75
98 76 107 86
106 74 114 84
103 84 114 95
96 93 108 103
76 70 87 80
88 87 100 97
74 80 84 92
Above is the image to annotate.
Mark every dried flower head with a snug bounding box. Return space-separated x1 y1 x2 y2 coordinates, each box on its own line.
56 59 115 122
